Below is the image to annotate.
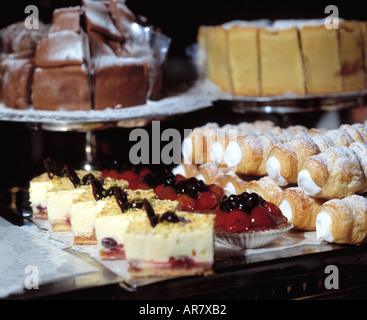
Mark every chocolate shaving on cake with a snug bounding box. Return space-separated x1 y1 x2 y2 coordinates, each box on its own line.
43 157 65 179
64 165 81 188
143 199 158 228
91 178 106 201
81 173 96 185
114 186 129 212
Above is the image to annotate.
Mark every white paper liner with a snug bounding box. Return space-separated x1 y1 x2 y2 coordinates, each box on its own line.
216 224 294 249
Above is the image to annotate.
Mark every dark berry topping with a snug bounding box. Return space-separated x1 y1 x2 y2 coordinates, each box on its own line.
102 237 118 250
159 211 180 224
43 157 65 179
219 192 265 214
173 177 209 199
143 199 159 227
143 167 176 188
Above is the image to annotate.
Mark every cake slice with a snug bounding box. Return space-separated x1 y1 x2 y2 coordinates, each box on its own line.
124 201 215 278
227 23 262 96
46 171 127 231
259 26 305 96
299 24 343 94
95 196 178 260
71 182 154 245
205 26 233 92
28 158 101 219
338 21 365 92
359 21 367 89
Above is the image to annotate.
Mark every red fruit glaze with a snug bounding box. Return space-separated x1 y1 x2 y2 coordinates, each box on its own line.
177 193 196 211
224 209 251 233
250 206 274 228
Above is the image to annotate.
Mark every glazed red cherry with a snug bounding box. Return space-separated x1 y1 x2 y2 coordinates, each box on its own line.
263 201 283 216
225 209 252 233
250 207 274 228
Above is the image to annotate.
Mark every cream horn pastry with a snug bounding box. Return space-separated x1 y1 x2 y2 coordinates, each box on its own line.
246 175 284 206
208 126 240 166
339 124 367 144
182 122 219 164
196 163 227 187
297 146 366 199
224 132 283 176
324 129 354 147
349 142 367 193
316 195 367 245
266 135 320 186
222 171 248 196
279 187 325 231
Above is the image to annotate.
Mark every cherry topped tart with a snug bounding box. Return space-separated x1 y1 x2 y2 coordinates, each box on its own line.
214 192 288 233
155 177 224 212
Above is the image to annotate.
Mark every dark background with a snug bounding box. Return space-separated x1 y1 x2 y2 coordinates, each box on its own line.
0 0 366 189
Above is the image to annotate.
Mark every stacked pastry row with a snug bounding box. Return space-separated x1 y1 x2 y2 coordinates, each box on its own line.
178 120 367 245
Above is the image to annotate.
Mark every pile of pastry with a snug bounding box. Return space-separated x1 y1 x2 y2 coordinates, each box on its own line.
177 120 367 245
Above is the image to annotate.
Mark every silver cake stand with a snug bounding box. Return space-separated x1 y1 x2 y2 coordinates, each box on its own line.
0 90 217 170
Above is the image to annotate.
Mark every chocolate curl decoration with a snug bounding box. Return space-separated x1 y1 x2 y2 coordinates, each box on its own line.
91 178 105 201
114 186 129 212
143 199 158 227
65 165 81 188
43 157 64 179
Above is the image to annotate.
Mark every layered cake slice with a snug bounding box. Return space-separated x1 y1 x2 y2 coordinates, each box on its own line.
338 21 365 92
124 200 215 278
28 158 101 219
259 26 306 96
205 26 233 93
94 189 176 260
70 180 154 245
299 24 343 94
46 167 127 231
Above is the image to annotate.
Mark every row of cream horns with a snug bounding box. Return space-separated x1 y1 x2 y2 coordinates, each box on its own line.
176 120 367 245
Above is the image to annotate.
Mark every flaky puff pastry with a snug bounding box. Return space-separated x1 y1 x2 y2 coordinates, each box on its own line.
266 135 320 186
196 163 227 187
222 171 249 196
246 176 284 206
298 146 366 199
339 124 367 144
172 163 199 179
181 122 219 164
224 132 283 176
279 187 325 231
316 195 367 245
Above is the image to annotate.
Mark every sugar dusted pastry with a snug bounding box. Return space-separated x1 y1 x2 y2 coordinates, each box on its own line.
172 163 199 179
224 132 282 176
182 122 219 164
324 129 354 147
246 176 284 206
222 171 248 196
279 187 325 230
266 135 320 186
196 163 226 187
339 124 367 144
297 146 366 199
316 195 367 245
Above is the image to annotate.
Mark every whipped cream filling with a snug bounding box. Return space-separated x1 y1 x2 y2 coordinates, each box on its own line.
297 169 322 196
196 173 206 183
224 182 236 196
316 211 334 242
266 156 288 186
209 141 224 164
224 141 242 168
279 200 293 223
172 164 186 177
